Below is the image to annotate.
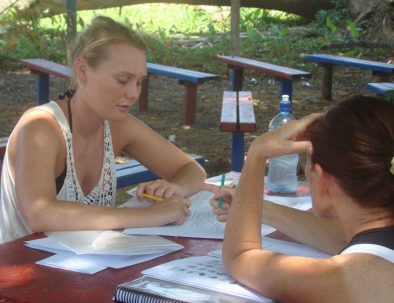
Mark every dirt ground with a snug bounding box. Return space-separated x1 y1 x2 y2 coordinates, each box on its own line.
0 65 376 201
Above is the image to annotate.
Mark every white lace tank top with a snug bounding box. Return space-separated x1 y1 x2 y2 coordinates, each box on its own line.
0 101 116 244
49 101 117 206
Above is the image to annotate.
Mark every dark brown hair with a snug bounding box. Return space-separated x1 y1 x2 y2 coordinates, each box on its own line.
310 95 394 210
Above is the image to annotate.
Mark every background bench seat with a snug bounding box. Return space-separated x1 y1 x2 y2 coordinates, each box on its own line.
20 58 218 124
367 82 394 97
140 63 218 124
305 54 394 100
220 91 255 172
217 55 311 100
116 154 205 188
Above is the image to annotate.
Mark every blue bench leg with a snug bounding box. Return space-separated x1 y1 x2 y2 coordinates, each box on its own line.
230 68 243 91
280 80 293 101
231 132 244 172
37 74 50 105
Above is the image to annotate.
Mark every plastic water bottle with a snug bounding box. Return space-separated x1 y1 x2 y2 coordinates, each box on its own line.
266 95 299 193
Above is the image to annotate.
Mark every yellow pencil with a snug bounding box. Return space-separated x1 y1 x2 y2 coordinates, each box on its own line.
143 193 164 201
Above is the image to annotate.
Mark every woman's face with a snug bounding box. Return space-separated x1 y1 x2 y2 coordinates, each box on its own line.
81 43 147 121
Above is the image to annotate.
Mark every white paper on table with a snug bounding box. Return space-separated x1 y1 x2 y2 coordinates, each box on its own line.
142 255 273 303
208 236 331 259
123 190 307 239
123 191 227 239
25 237 178 269
36 254 107 274
205 171 240 187
44 230 183 255
263 194 312 211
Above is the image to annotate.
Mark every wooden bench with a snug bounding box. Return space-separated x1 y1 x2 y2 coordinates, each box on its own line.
217 55 311 100
20 58 218 125
116 154 205 188
0 135 204 188
140 63 218 124
367 82 394 97
220 91 256 172
304 54 394 100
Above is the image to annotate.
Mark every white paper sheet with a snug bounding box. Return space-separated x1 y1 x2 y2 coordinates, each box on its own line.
208 236 331 259
123 190 311 239
36 254 107 274
263 194 312 211
25 237 175 269
142 255 273 303
45 230 183 255
142 238 330 302
123 191 226 238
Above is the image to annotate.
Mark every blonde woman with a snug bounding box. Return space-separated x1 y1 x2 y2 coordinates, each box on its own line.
0 16 206 244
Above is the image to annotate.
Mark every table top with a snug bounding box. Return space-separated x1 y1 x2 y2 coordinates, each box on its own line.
0 178 309 303
0 233 222 303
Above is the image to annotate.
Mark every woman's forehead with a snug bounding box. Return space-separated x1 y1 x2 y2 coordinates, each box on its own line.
98 43 147 75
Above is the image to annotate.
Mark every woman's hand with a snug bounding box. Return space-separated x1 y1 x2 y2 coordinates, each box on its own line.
147 196 192 226
249 113 322 161
209 187 235 222
136 179 186 201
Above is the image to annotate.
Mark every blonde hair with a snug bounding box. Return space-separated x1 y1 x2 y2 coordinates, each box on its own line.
69 16 147 90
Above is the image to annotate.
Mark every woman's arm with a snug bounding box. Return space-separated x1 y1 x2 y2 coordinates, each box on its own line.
211 188 346 254
11 113 191 232
263 201 346 254
222 114 351 302
111 115 206 198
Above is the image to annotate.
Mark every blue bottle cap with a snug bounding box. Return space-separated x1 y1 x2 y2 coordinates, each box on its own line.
279 95 291 112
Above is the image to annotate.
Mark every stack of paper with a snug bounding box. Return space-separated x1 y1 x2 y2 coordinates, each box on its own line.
123 190 312 239
25 230 183 274
141 237 331 303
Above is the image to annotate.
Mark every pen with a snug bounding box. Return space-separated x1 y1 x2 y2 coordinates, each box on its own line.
218 173 225 208
143 193 164 201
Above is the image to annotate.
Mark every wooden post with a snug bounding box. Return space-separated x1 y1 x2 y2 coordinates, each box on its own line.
66 0 77 64
230 0 240 56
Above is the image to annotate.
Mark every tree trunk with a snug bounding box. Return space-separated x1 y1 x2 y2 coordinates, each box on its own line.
17 0 334 21
344 0 393 40
230 0 240 56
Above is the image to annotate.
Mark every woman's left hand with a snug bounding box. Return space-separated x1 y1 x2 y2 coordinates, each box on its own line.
136 179 185 201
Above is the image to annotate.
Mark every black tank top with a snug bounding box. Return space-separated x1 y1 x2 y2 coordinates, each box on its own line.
339 225 394 253
55 94 74 194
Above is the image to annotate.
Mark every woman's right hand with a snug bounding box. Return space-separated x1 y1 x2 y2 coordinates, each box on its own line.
248 113 322 161
148 196 192 226
209 187 235 222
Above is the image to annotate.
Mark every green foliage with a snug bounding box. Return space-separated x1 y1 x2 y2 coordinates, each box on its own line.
0 3 385 73
0 8 67 69
313 0 369 42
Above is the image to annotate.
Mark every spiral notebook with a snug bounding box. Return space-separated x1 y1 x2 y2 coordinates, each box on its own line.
113 237 330 303
114 276 255 303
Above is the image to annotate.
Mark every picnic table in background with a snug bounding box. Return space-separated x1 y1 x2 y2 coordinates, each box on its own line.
216 55 310 172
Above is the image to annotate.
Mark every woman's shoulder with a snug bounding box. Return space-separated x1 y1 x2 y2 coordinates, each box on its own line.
11 102 66 145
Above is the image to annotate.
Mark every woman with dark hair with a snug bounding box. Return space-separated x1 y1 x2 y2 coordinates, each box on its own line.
0 16 206 244
211 95 394 302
